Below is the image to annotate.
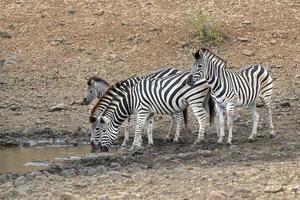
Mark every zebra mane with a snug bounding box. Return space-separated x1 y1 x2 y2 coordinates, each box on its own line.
86 76 110 86
200 47 228 67
89 79 130 122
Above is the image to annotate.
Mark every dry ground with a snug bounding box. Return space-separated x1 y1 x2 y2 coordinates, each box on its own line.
0 0 300 199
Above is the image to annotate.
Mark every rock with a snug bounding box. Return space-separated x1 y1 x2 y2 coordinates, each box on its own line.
242 49 255 56
49 103 68 112
280 101 291 107
97 194 111 200
60 192 82 200
68 10 76 15
264 185 284 193
241 20 251 25
270 39 276 45
0 30 12 38
95 10 105 16
1 54 17 66
237 37 249 42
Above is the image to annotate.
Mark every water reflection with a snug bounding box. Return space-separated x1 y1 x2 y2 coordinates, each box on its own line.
0 145 91 174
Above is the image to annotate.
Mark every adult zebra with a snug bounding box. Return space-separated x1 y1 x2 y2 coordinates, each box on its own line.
187 48 275 145
87 67 188 148
90 71 214 151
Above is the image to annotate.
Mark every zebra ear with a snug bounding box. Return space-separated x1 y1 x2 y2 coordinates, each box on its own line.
102 116 111 123
194 50 201 60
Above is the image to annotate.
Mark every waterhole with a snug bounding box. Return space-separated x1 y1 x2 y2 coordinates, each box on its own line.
0 144 91 174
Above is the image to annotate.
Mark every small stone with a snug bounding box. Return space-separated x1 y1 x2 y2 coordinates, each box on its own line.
95 10 105 16
68 10 76 15
97 194 111 200
241 20 251 25
264 184 284 193
270 39 276 45
0 31 12 38
237 37 249 42
242 49 255 56
49 103 68 112
60 192 81 200
280 101 291 107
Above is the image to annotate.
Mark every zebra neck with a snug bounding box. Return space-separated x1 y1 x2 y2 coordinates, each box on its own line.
207 62 228 93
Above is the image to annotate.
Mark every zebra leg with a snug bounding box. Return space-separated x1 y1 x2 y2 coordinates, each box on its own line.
215 104 225 144
248 103 259 141
190 105 207 144
121 117 131 147
226 103 235 145
164 115 176 142
146 114 154 146
260 97 275 138
131 112 149 150
173 113 183 142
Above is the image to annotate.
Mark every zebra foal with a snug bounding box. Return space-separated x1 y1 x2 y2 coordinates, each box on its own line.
187 48 275 145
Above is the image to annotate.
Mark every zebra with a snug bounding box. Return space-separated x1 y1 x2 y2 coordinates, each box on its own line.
90 71 214 151
187 48 275 145
82 76 110 105
88 67 188 148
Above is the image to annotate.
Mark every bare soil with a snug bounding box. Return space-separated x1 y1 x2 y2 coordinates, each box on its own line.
0 0 299 199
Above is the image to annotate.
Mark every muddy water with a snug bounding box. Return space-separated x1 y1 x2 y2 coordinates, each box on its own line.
0 144 91 174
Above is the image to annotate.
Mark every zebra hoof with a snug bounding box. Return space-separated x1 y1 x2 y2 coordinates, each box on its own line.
270 133 277 139
226 141 232 146
173 138 180 143
248 136 255 142
164 137 173 143
217 140 223 145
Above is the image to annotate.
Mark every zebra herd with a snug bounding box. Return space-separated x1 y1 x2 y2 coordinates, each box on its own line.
83 48 275 152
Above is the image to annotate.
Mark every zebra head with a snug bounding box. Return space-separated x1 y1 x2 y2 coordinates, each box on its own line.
83 76 110 105
89 115 114 152
187 49 207 86
83 78 99 105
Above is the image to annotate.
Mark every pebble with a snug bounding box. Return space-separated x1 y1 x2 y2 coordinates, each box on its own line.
241 20 251 25
264 185 284 193
237 37 249 42
270 39 276 45
0 31 12 38
242 49 255 56
97 194 111 200
60 192 82 200
49 103 68 112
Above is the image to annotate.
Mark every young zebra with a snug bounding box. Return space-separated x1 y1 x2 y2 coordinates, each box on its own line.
187 48 275 145
90 72 213 151
88 67 188 148
83 76 110 105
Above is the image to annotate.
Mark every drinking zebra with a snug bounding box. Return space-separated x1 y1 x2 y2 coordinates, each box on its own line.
87 67 188 148
90 71 214 151
187 48 275 145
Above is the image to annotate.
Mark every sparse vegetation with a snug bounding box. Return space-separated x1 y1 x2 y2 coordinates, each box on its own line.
186 8 223 45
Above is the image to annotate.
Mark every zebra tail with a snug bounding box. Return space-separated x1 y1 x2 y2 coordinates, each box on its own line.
204 89 215 125
183 107 188 127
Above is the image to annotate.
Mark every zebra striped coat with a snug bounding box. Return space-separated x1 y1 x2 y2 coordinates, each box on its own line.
92 72 212 151
89 67 187 149
187 48 275 145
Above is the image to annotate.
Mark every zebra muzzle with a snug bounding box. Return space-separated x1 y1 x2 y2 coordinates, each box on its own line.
186 74 195 86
